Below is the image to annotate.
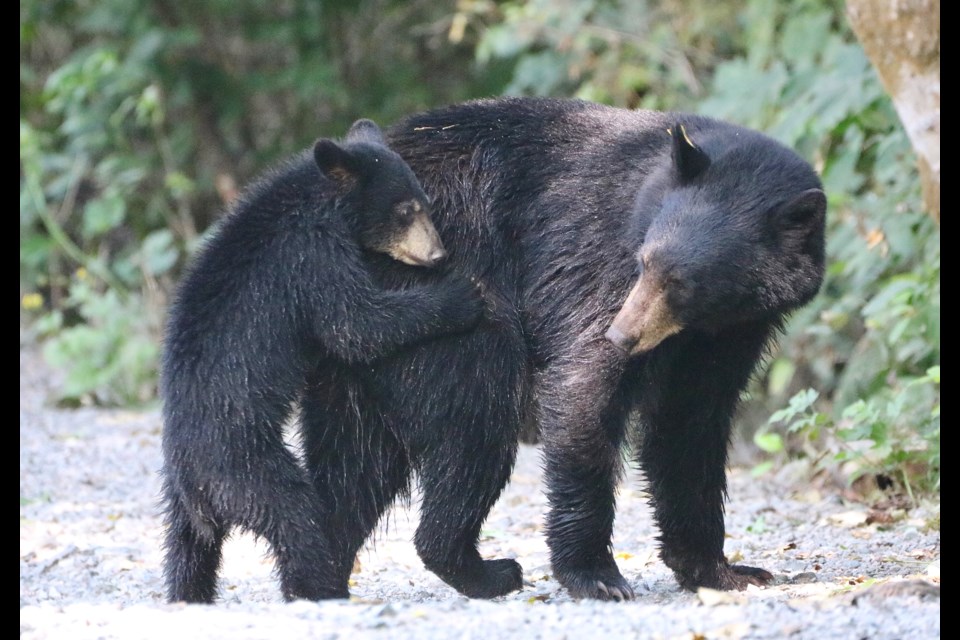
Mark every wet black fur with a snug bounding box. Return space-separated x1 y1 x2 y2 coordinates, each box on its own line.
301 97 825 600
159 123 483 603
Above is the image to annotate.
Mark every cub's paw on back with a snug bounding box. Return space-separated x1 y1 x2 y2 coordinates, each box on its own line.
436 274 487 331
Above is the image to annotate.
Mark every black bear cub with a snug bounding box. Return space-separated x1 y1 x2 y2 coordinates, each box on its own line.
160 119 482 603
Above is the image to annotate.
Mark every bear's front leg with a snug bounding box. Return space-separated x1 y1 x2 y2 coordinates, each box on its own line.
538 345 636 601
635 327 775 591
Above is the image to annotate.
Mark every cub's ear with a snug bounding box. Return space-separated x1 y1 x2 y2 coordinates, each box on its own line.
314 139 359 192
345 118 386 145
669 123 710 182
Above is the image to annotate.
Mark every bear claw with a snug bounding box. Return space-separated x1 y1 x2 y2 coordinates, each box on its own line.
596 580 634 602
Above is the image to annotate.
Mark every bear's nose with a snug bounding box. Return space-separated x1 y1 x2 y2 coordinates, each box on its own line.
427 247 447 265
604 326 635 353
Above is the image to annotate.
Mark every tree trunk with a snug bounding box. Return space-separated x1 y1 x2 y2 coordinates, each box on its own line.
846 0 940 223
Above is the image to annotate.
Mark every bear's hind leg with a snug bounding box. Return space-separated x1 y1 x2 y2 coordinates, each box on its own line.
414 443 523 598
162 488 226 603
221 426 348 601
301 367 412 585
409 338 525 599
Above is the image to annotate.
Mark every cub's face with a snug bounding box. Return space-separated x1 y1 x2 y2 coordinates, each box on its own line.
351 153 446 267
376 196 447 267
313 119 447 267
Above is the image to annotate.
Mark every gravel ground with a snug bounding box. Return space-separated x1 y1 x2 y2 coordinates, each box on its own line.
20 347 940 639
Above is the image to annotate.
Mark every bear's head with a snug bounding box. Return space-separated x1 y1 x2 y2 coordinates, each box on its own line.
314 119 446 267
606 122 827 356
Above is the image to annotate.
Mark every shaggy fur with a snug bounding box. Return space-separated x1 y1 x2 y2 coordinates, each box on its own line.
299 98 825 600
160 120 482 603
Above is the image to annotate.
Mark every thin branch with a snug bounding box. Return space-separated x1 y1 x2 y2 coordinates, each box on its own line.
27 158 129 298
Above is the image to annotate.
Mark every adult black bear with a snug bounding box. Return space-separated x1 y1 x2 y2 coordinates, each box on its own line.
160 119 484 603
301 98 826 601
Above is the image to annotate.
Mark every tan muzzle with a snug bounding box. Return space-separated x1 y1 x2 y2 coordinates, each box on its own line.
605 274 683 356
389 213 448 267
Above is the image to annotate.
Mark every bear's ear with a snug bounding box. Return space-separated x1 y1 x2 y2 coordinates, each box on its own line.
776 188 827 229
345 118 386 145
669 123 710 182
314 139 360 192
773 188 827 252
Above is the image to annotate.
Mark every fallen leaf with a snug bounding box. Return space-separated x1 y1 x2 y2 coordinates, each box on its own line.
870 508 908 526
829 511 868 528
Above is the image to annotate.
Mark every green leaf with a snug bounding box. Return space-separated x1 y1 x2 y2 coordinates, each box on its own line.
753 431 784 454
82 195 126 239
139 229 178 276
767 358 796 396
164 172 194 199
750 461 774 477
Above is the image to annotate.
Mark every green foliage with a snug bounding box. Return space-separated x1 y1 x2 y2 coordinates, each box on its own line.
22 1 190 405
703 0 940 493
37 270 162 406
472 0 745 109
764 366 939 495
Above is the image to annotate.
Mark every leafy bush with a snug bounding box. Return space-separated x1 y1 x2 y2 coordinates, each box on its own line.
472 0 743 109
20 30 181 405
696 0 940 493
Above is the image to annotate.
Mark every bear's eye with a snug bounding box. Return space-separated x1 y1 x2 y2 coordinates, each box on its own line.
666 274 692 299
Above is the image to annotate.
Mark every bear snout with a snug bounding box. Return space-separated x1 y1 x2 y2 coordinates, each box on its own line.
605 325 636 353
607 275 684 356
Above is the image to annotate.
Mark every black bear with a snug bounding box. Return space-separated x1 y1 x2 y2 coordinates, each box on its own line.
160 119 484 603
299 97 826 601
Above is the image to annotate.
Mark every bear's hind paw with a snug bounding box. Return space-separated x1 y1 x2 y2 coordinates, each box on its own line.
717 564 774 590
